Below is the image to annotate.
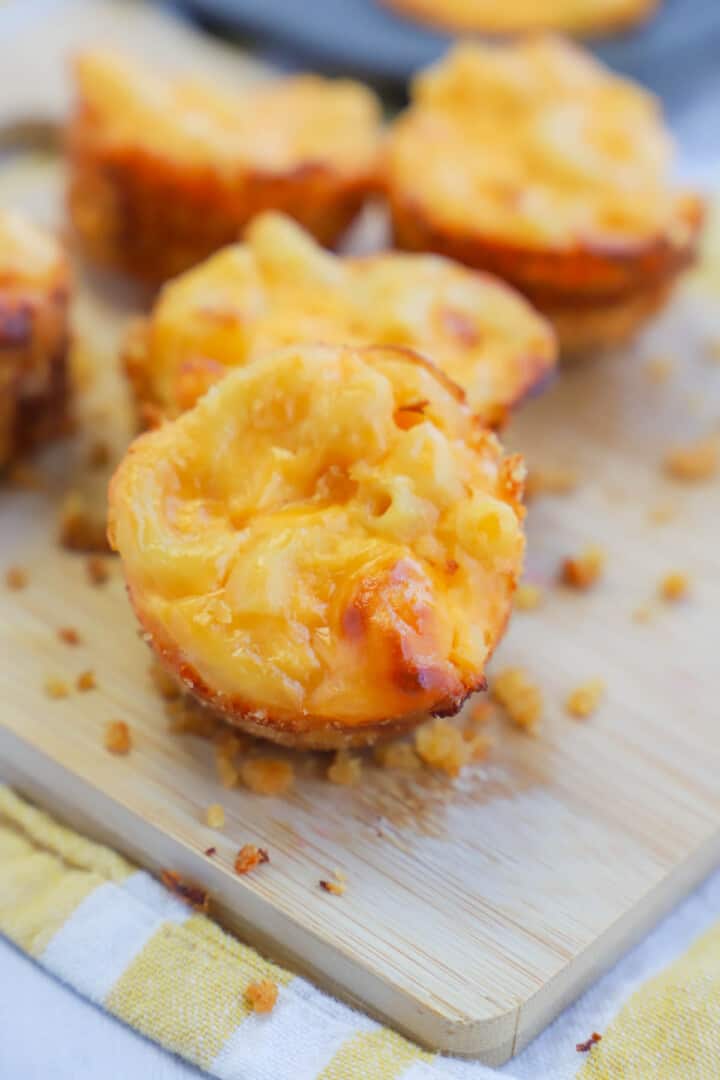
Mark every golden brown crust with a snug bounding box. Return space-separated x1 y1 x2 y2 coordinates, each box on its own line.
0 215 71 470
386 39 704 352
109 343 525 748
67 54 382 284
122 212 556 429
381 0 659 37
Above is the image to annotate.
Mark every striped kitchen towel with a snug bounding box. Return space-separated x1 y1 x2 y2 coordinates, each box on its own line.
1 783 720 1079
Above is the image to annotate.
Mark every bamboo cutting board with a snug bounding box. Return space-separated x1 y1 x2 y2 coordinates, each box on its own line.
2 3 720 1065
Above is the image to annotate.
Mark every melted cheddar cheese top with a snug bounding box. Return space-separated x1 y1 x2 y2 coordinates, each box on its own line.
127 212 555 425
74 51 381 176
110 344 525 736
387 38 694 251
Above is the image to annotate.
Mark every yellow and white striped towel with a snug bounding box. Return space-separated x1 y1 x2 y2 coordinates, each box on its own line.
1 784 720 1079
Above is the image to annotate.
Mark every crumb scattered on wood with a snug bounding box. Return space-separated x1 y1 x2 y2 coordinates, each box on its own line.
659 571 690 603
560 545 605 590
213 730 249 788
373 740 422 771
576 1032 602 1053
5 565 28 590
566 679 605 719
245 979 278 1014
327 750 362 786
44 676 70 699
205 803 225 829
76 669 96 691
204 846 217 857
515 583 544 611
86 555 110 585
240 758 294 796
160 869 209 913
319 877 346 896
59 491 111 552
166 697 221 739
492 668 543 734
663 437 718 482
415 717 490 776
58 626 81 646
234 843 269 875
105 720 132 755
525 466 578 500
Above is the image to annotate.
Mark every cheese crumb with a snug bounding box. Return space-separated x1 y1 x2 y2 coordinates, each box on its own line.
664 437 718 482
44 677 69 699
76 669 96 691
205 803 225 829
5 565 28 590
373 741 422 771
105 720 132 754
240 758 294 796
560 545 605 590
660 571 690 603
245 979 278 1013
327 750 362 786
492 668 542 734
415 717 487 776
234 843 269 874
566 679 605 719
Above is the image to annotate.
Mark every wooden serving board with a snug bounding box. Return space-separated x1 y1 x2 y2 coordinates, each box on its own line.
2 4 720 1065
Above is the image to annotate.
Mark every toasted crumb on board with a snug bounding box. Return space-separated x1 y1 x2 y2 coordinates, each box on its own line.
560 545 605 590
76 669 96 691
58 626 81 645
240 758 294 796
105 720 132 755
373 740 422 771
205 803 225 829
234 844 269 875
319 877 346 897
492 668 543 734
160 870 209 913
86 555 110 585
5 565 28 590
659 571 690 602
245 979 278 1014
566 679 605 719
576 1032 602 1053
44 676 70 699
327 750 362 786
415 717 489 776
663 437 718 482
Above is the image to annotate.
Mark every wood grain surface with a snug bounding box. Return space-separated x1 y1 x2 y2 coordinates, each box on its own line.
1 2 719 1063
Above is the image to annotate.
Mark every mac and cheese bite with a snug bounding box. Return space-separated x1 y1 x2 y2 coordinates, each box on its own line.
0 211 70 469
68 53 382 283
386 38 703 352
109 343 526 748
125 212 555 428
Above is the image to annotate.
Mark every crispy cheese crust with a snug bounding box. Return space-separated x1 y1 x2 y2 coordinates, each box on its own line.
0 211 70 469
67 53 382 283
125 212 555 428
109 343 526 748
386 38 703 352
381 0 658 36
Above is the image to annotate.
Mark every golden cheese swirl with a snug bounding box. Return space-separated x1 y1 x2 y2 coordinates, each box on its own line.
109 343 526 748
126 212 555 427
387 37 696 253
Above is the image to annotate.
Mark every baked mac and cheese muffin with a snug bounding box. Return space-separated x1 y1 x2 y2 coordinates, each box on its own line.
381 0 658 36
68 52 382 283
109 343 526 749
0 211 70 470
125 212 555 428
386 38 703 353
